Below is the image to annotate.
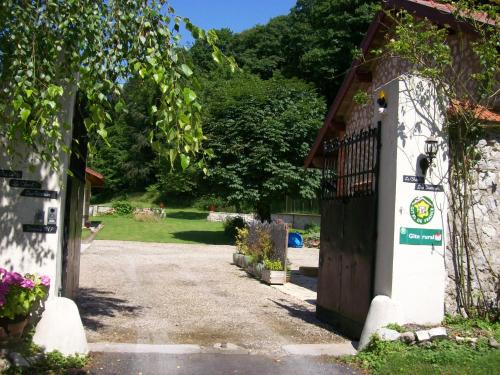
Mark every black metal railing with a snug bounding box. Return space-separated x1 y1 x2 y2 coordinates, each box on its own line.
322 123 381 200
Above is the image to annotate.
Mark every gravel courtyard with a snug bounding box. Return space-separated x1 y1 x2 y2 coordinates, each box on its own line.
77 240 343 354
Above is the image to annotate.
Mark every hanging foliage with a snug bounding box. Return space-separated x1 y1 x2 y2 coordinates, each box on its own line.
0 0 236 171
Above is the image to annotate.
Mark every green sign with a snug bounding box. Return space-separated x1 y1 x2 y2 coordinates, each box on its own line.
409 196 435 225
400 227 443 246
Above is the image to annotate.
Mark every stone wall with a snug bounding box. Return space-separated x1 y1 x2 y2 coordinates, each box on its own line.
445 129 500 314
206 211 256 223
270 213 320 230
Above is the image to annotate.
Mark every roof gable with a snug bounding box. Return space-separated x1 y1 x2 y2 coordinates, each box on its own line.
305 0 498 168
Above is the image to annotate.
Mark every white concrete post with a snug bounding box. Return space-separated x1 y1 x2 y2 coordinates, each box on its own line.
360 75 449 347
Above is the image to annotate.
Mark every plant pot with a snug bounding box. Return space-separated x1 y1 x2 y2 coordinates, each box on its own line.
243 255 253 269
261 270 286 285
247 264 255 276
239 255 246 267
254 262 264 280
0 316 29 340
233 253 245 267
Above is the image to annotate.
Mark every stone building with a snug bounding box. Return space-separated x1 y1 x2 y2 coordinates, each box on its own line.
306 0 499 339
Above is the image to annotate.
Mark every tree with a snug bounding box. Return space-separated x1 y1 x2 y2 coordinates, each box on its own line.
282 0 378 102
188 1 377 104
201 73 326 220
0 1 235 171
89 78 159 195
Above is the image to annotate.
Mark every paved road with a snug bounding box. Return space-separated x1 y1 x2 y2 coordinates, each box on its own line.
78 241 341 355
86 352 359 375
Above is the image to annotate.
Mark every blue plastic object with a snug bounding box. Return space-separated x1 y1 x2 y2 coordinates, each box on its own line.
288 232 304 248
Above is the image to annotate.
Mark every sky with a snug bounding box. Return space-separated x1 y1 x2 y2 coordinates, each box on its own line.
169 0 297 45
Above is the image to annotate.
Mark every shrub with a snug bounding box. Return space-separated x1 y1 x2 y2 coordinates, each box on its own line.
235 227 249 254
224 216 247 240
255 227 273 261
264 259 284 271
193 195 226 211
112 201 134 216
304 223 320 234
133 211 160 223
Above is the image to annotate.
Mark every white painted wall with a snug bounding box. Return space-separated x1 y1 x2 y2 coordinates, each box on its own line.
0 88 76 297
374 75 448 325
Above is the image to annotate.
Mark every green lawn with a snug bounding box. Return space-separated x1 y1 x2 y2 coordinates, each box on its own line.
341 318 500 375
92 209 231 245
81 228 93 240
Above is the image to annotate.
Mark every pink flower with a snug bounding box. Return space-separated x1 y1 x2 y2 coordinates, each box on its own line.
0 283 8 295
20 279 35 290
40 275 50 287
3 272 23 285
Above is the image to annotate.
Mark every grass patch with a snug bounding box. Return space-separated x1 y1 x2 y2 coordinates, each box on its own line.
340 318 500 375
93 208 231 245
81 228 93 241
444 315 500 341
344 337 500 375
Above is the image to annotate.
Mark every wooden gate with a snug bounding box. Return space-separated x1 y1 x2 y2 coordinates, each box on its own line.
61 98 87 299
317 123 381 339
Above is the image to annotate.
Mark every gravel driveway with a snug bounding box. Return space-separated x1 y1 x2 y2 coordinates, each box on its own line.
77 240 343 354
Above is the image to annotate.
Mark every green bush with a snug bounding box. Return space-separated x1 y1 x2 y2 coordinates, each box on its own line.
193 195 226 211
223 216 247 240
264 259 284 271
112 201 134 216
304 223 320 234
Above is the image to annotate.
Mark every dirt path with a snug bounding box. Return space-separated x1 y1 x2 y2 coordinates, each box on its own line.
77 240 343 354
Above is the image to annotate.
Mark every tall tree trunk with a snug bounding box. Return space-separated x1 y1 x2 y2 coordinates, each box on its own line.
256 201 271 222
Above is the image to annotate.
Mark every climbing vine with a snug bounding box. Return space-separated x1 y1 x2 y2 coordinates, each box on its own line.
382 1 499 319
0 0 236 171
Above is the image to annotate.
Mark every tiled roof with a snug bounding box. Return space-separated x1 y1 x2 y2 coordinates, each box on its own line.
450 100 500 123
305 0 498 168
85 167 105 187
403 0 497 26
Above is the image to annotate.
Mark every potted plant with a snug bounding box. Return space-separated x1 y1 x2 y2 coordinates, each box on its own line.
0 269 50 340
253 262 264 280
262 259 286 285
233 227 249 267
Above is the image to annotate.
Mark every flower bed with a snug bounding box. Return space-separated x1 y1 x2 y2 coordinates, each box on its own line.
232 221 288 285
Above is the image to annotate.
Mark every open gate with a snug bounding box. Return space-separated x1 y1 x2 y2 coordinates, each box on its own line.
317 122 381 339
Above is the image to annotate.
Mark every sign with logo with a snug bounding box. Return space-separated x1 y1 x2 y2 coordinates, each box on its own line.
409 196 435 224
400 227 442 246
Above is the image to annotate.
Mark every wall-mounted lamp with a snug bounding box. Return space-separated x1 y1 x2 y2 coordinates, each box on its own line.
377 90 387 115
420 136 439 175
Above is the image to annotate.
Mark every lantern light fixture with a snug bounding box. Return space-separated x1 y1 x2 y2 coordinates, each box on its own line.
420 136 439 175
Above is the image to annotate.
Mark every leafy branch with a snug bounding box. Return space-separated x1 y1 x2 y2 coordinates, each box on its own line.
0 0 236 172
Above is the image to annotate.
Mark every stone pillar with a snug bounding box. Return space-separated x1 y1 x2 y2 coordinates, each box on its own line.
373 75 448 325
